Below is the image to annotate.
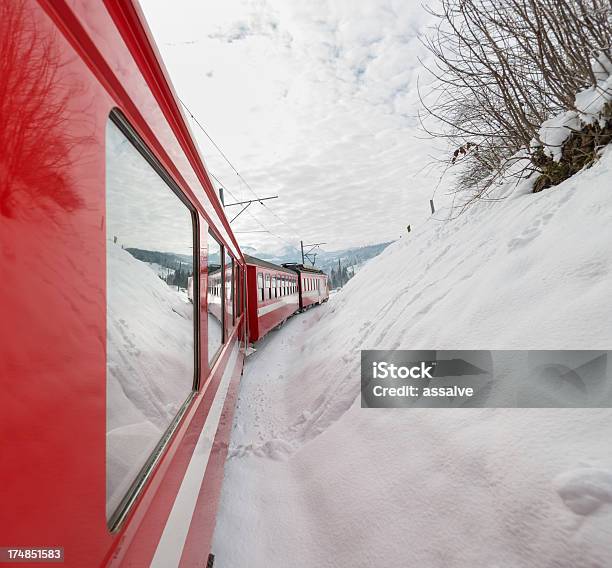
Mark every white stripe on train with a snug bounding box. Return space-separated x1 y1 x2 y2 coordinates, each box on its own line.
257 297 299 317
150 344 240 568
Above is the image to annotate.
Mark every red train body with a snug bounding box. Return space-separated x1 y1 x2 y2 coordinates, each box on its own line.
1 1 246 566
245 256 329 343
285 263 330 311
245 255 300 342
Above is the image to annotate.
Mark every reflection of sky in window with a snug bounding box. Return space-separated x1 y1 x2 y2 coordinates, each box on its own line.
106 120 193 256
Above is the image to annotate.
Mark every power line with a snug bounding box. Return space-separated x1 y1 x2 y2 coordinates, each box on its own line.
211 170 299 249
179 96 244 180
179 97 299 235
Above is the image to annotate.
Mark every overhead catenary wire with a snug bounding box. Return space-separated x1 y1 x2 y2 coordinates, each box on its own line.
179 97 302 250
207 169 300 251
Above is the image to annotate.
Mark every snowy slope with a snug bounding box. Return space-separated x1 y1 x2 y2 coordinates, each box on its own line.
212 148 612 567
106 242 194 518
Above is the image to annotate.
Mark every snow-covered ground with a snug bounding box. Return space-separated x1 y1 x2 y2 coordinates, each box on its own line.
212 148 612 567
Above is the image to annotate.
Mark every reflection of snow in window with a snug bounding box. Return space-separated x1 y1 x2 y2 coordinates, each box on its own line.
207 230 223 364
105 116 195 524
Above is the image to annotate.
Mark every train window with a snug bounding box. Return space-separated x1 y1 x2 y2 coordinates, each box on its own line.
106 114 196 526
208 231 224 363
257 273 264 302
266 273 271 299
235 263 242 317
225 252 235 330
273 276 277 298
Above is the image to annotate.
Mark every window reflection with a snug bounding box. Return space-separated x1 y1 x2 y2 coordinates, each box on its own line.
207 231 223 364
106 116 195 522
226 253 234 330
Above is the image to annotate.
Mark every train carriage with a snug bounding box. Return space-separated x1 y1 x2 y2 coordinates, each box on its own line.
1 1 246 566
283 263 330 310
245 255 300 342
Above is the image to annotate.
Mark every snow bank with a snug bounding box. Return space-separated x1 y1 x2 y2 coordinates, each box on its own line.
212 147 612 566
106 242 194 518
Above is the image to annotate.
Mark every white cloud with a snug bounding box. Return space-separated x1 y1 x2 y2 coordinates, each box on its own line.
139 0 444 255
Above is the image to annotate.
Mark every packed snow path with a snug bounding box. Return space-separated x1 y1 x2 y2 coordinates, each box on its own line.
212 149 612 567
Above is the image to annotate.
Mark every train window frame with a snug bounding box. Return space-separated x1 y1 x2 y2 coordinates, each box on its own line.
208 229 225 367
229 252 238 326
224 250 235 331
257 272 264 302
235 261 241 318
105 109 200 532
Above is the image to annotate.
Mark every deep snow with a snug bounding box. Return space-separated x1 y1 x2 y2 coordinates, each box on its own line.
106 242 194 518
211 147 612 567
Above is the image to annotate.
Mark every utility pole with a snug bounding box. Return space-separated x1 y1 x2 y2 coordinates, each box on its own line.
219 187 225 206
224 195 278 222
301 241 326 266
430 199 435 214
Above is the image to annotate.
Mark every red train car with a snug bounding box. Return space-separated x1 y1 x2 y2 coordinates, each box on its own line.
245 255 300 342
1 1 245 566
283 263 330 310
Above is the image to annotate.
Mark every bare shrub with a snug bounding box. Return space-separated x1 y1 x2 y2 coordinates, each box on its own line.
419 0 612 204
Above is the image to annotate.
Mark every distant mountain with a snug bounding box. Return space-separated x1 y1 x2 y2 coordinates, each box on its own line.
125 248 193 270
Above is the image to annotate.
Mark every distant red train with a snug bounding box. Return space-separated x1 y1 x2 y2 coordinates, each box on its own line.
245 255 329 342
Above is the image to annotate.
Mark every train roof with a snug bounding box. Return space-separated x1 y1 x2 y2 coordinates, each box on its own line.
244 254 299 275
281 263 327 276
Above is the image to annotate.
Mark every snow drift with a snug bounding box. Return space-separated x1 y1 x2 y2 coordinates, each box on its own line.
106 242 194 518
212 146 612 566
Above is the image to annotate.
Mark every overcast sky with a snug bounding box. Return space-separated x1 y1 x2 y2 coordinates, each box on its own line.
139 0 444 255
